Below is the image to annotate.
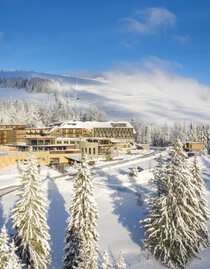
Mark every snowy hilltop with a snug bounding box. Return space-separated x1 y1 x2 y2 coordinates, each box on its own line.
1 69 210 124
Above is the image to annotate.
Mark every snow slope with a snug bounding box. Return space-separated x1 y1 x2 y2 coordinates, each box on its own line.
1 69 210 124
0 87 52 101
0 152 210 268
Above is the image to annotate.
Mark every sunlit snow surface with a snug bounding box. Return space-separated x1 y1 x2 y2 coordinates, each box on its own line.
0 152 210 268
1 70 210 124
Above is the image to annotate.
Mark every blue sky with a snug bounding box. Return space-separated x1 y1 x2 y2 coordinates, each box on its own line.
0 0 210 84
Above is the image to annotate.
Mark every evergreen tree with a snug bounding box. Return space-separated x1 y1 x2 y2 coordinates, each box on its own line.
190 156 210 246
188 122 198 142
143 139 209 268
141 123 151 144
85 105 107 122
101 251 112 269
12 154 51 269
130 118 141 143
150 154 166 197
63 155 99 269
0 225 10 268
116 250 126 269
6 240 22 269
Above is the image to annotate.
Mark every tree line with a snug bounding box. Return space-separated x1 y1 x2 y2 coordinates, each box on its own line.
131 119 210 149
0 97 107 127
0 77 62 94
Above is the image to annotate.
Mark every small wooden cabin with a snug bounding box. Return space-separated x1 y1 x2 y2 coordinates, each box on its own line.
184 142 205 152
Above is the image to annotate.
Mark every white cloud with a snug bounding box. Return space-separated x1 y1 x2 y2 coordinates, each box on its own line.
174 34 191 44
77 58 210 124
121 7 176 35
142 56 183 72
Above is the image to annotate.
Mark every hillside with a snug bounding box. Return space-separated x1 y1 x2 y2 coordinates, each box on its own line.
1 70 210 124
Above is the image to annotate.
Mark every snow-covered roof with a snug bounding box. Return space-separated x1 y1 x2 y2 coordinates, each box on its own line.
50 149 80 152
86 137 112 141
185 141 205 144
55 137 81 141
6 142 27 146
26 135 54 139
26 127 50 130
50 121 133 133
65 155 82 162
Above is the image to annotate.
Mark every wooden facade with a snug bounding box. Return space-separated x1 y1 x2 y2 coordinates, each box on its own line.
0 151 75 169
184 142 205 152
0 125 26 145
93 127 133 140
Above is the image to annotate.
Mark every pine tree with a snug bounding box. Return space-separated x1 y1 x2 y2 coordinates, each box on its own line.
188 122 198 142
6 240 22 269
0 225 10 268
63 155 99 269
116 250 126 269
101 251 112 269
143 139 209 268
12 153 51 269
150 154 166 197
190 156 210 246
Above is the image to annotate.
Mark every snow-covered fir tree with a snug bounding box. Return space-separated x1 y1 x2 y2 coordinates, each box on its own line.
188 121 198 142
150 154 166 197
130 118 141 143
143 139 209 268
190 156 210 246
116 250 126 269
6 240 22 269
12 153 51 269
63 154 99 269
0 225 10 268
141 123 151 144
83 105 107 122
101 251 112 269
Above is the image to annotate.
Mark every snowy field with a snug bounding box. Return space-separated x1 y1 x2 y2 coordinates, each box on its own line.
0 152 210 268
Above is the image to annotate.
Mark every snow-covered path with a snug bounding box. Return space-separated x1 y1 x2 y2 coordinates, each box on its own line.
0 153 210 268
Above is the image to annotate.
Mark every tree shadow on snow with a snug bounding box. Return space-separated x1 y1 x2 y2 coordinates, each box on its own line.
101 170 150 249
0 198 5 229
47 178 69 269
0 198 13 231
202 172 210 192
200 156 210 192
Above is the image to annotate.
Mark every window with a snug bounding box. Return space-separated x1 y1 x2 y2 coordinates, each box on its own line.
50 158 60 165
89 148 91 155
93 148 96 155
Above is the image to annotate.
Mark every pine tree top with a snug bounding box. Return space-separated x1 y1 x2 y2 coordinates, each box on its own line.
116 250 126 269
